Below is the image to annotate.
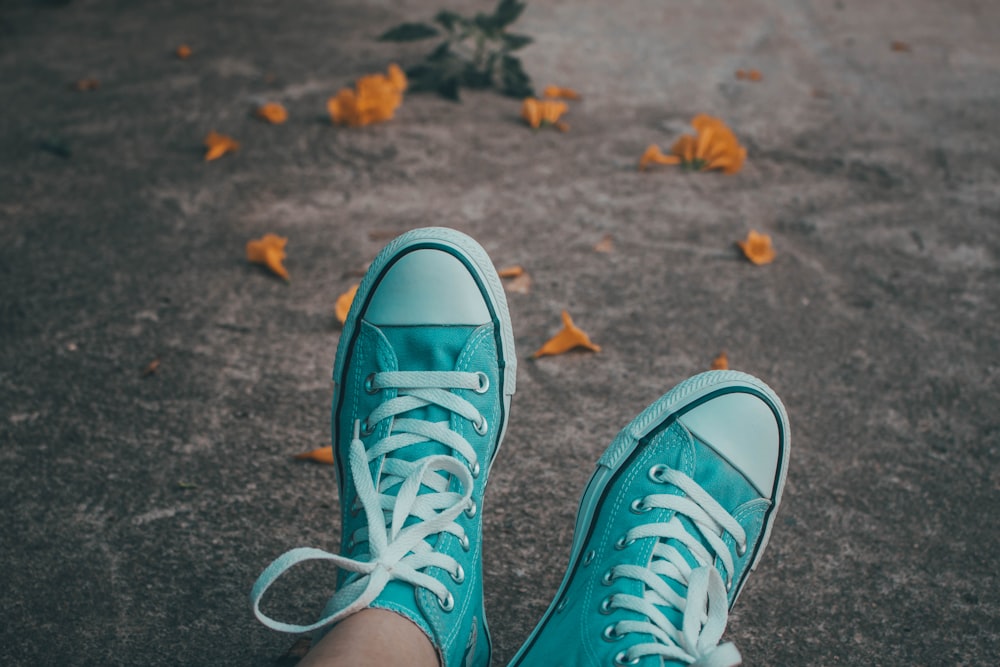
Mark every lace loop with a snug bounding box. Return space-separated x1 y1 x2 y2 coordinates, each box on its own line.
250 370 486 634
602 467 749 667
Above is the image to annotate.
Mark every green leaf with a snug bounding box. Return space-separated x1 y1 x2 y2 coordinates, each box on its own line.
474 11 498 34
378 22 439 42
462 62 492 89
405 63 442 92
493 0 526 28
499 54 533 98
434 10 465 32
437 76 462 101
427 42 452 63
502 33 533 51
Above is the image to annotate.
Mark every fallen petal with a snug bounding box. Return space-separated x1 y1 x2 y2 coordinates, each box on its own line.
497 265 525 278
335 284 358 324
639 144 681 171
543 85 581 100
256 102 288 124
533 310 601 358
593 234 615 253
710 351 729 370
246 233 290 280
737 230 776 265
204 131 239 161
293 447 334 464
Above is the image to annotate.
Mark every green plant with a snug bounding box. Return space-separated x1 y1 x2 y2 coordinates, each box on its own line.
378 0 534 101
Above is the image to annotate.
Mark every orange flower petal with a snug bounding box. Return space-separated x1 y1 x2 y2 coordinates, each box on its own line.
639 144 681 171
497 265 524 278
176 44 192 59
74 78 100 91
141 358 161 377
521 98 542 128
737 230 776 265
293 446 334 464
204 131 239 161
522 98 568 130
543 85 580 100
328 64 406 127
533 310 601 359
246 233 290 280
710 351 729 370
335 284 359 325
747 69 762 82
387 63 408 91
594 234 615 253
670 116 745 174
256 102 288 124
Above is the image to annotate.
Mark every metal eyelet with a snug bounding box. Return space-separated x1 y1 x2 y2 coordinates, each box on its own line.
459 534 470 551
602 624 624 642
451 564 465 584
464 500 477 518
737 542 748 557
474 372 490 394
555 598 568 613
629 498 652 514
473 417 488 436
361 419 376 436
601 569 615 586
598 595 615 615
349 501 362 517
470 460 481 478
438 592 455 611
614 651 640 666
582 550 596 566
364 373 378 394
648 463 669 482
613 535 635 551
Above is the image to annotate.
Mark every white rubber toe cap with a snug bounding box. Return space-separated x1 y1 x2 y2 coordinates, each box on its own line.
678 392 781 496
364 249 491 326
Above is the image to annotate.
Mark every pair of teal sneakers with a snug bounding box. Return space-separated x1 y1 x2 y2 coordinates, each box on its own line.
251 228 790 667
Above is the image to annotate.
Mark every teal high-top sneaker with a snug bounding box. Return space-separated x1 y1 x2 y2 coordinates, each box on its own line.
509 371 789 667
252 228 516 667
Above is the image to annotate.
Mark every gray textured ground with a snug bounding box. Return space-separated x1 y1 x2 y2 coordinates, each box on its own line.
2 0 999 665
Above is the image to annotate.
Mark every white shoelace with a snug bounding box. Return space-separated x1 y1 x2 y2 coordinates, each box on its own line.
251 370 485 633
603 467 748 666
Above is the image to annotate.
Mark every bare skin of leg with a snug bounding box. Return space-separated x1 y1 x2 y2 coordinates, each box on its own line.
296 608 440 667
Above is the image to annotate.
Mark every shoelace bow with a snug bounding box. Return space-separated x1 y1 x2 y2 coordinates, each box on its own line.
604 467 748 667
251 370 485 634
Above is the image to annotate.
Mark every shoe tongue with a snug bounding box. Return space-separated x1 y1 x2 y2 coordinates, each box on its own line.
376 324 477 463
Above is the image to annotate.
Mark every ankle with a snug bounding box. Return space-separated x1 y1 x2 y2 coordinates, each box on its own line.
299 609 440 667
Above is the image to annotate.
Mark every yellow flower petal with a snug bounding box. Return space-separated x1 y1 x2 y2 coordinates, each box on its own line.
543 85 580 100
246 233 290 280
335 284 359 325
293 446 334 464
497 265 525 278
737 230 776 265
256 102 288 124
668 115 745 174
639 144 681 171
204 131 239 161
533 310 601 358
710 351 729 370
328 64 407 127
